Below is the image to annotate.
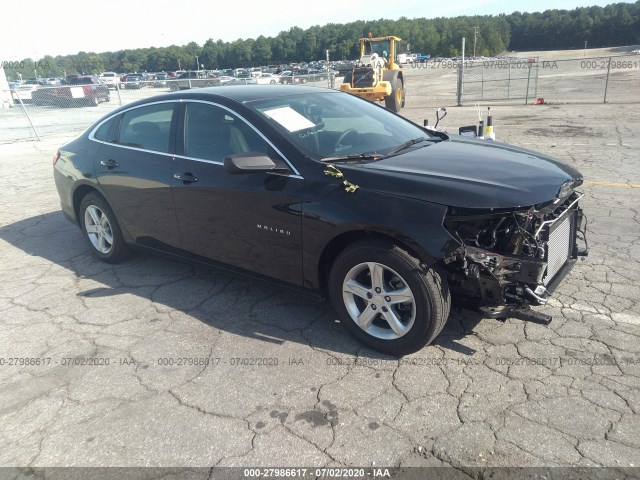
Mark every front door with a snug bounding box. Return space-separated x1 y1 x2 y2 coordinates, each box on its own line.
171 101 304 286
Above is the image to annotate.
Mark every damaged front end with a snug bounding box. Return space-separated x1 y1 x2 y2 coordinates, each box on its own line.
442 190 588 324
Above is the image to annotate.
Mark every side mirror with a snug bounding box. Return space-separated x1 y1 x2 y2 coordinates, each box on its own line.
223 152 277 174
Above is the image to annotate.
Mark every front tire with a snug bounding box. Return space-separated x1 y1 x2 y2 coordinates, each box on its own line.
385 77 403 112
328 240 450 355
79 193 130 263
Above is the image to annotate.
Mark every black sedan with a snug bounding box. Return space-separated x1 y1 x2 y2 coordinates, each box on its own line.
53 85 587 354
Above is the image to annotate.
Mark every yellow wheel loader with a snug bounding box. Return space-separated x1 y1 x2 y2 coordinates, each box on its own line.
340 35 406 112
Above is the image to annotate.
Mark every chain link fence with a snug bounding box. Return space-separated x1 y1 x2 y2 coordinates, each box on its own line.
0 72 338 142
459 54 640 105
3 54 639 142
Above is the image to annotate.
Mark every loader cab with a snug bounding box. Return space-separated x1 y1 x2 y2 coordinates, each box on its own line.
360 36 400 70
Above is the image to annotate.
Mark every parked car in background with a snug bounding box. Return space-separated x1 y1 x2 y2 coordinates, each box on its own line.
331 61 356 75
41 78 63 86
255 73 279 85
124 74 144 89
397 53 416 64
305 68 329 82
99 72 121 89
226 76 257 85
168 71 220 91
32 76 110 107
279 70 319 84
152 73 169 88
52 85 587 355
216 76 234 85
277 71 295 84
10 82 39 103
235 70 253 80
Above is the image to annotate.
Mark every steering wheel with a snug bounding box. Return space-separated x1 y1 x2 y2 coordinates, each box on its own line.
334 129 358 151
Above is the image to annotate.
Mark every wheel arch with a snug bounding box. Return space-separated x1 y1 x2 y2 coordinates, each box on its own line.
382 69 403 84
316 229 438 297
71 185 127 241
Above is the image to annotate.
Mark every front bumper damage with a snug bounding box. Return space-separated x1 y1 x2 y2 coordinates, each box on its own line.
443 191 589 324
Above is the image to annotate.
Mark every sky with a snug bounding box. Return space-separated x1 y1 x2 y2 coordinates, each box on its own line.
0 0 628 60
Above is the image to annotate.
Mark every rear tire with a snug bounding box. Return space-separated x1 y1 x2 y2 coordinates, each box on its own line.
79 193 130 263
328 239 450 355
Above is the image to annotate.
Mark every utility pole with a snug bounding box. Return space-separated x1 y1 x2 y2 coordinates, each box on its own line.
195 56 199 70
584 41 588 56
473 26 478 58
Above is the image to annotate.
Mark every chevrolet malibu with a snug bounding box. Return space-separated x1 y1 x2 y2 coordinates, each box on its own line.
53 86 587 355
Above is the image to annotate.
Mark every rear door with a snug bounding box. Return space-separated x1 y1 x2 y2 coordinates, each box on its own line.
93 101 182 250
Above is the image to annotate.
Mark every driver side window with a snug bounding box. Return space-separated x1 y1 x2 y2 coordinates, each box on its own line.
184 102 281 163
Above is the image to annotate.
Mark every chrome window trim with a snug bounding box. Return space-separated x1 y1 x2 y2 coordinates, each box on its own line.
88 98 302 177
170 153 303 180
88 99 178 147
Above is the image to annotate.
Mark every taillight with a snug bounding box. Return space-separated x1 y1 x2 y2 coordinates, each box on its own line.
82 86 92 95
53 151 60 166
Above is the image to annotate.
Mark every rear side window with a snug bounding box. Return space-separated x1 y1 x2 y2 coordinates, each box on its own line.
93 116 117 142
118 103 175 153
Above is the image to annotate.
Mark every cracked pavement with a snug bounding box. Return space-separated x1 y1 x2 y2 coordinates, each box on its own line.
0 99 639 474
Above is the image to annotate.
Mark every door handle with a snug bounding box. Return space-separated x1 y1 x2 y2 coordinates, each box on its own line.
174 172 198 183
100 159 119 168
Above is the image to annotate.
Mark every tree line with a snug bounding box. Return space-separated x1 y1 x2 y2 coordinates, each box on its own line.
5 1 639 78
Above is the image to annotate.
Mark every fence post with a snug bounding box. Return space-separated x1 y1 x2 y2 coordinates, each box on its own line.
533 57 540 98
603 56 612 104
12 90 41 141
507 59 511 99
456 66 462 105
115 84 122 106
525 63 532 105
457 37 465 106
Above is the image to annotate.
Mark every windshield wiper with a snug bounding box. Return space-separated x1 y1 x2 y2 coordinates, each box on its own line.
320 153 384 163
386 137 431 157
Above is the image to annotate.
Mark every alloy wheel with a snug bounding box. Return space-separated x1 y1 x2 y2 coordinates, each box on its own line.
342 262 416 340
84 205 114 254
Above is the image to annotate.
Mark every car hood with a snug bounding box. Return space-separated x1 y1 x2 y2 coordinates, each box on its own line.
340 137 583 209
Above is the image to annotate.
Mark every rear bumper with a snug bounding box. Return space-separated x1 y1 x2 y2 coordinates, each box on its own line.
54 166 78 226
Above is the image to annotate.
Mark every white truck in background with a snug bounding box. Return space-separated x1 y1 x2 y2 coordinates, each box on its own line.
99 72 120 89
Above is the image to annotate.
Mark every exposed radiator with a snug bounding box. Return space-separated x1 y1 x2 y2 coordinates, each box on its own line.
542 214 573 285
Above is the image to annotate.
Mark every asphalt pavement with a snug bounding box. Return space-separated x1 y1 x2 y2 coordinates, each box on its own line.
0 98 639 477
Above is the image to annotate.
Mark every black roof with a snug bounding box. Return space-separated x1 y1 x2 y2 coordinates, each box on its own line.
172 85 337 103
89 85 340 126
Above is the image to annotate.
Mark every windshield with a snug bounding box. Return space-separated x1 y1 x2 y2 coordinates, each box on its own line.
248 91 440 161
365 40 391 58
